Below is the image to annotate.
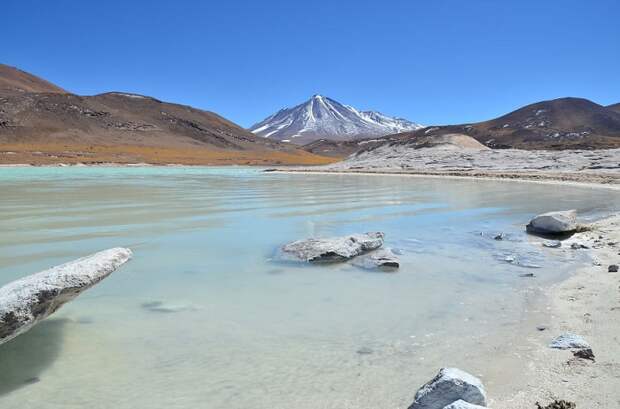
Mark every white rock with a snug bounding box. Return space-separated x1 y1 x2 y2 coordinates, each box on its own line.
526 210 577 234
0 248 132 345
409 368 487 409
280 232 384 263
549 333 591 350
443 400 488 409
542 240 562 248
352 248 400 270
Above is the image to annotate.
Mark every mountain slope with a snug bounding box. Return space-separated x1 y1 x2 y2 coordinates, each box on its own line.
608 103 620 114
395 97 620 150
0 68 332 165
0 64 66 94
250 94 422 144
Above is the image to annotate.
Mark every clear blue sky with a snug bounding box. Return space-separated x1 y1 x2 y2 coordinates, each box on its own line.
3 0 619 127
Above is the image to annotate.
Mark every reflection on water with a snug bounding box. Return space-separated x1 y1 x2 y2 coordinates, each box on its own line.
0 319 67 396
0 167 618 409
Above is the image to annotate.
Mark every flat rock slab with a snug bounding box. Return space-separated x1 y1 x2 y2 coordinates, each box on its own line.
549 333 591 350
0 248 132 345
443 400 489 409
352 248 400 270
280 232 384 263
526 210 578 235
409 367 487 409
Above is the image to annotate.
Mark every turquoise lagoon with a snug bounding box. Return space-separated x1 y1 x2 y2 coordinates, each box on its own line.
0 167 618 409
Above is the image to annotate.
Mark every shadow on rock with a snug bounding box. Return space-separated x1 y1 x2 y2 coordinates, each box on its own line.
0 318 67 396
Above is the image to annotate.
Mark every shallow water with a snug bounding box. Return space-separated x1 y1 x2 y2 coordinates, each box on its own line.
0 167 618 409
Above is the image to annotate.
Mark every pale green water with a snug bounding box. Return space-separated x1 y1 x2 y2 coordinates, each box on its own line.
0 167 617 409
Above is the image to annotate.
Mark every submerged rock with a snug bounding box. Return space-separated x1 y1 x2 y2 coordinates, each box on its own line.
502 254 542 269
443 400 488 409
519 273 535 278
0 248 132 345
352 248 400 270
549 333 591 350
408 368 487 409
280 232 384 263
141 301 195 313
526 210 578 235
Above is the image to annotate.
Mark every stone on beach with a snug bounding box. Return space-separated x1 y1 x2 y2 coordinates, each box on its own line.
526 210 578 235
443 400 489 409
549 333 591 350
280 232 384 263
352 248 400 270
408 367 487 409
543 240 562 248
0 248 132 345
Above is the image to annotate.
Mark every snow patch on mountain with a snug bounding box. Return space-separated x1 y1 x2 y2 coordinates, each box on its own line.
250 94 422 144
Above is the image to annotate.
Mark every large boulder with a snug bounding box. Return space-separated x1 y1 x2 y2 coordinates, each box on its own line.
409 368 487 409
352 248 400 270
526 210 578 235
443 400 488 409
0 248 132 345
280 232 384 263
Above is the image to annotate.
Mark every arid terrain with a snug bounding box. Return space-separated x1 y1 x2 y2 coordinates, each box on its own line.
399 97 620 150
0 65 334 166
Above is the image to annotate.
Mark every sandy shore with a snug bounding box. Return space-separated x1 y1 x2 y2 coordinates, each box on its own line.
274 168 620 188
491 215 620 408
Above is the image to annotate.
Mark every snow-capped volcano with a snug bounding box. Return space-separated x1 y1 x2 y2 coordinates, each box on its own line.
250 94 423 144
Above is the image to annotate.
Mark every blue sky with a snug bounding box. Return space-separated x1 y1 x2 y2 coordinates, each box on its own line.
3 0 619 127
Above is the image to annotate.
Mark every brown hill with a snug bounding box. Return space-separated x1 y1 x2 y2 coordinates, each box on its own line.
302 137 393 158
0 66 332 165
397 98 620 150
0 64 66 94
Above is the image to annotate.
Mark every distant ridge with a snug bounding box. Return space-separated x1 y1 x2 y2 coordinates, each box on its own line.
608 103 620 114
0 65 332 165
395 97 620 150
0 64 67 94
250 94 422 144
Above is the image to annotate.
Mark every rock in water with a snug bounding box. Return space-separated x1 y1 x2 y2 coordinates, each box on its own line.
549 333 591 350
352 248 400 270
442 400 488 409
0 248 132 345
408 368 487 409
280 232 384 263
526 210 578 235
